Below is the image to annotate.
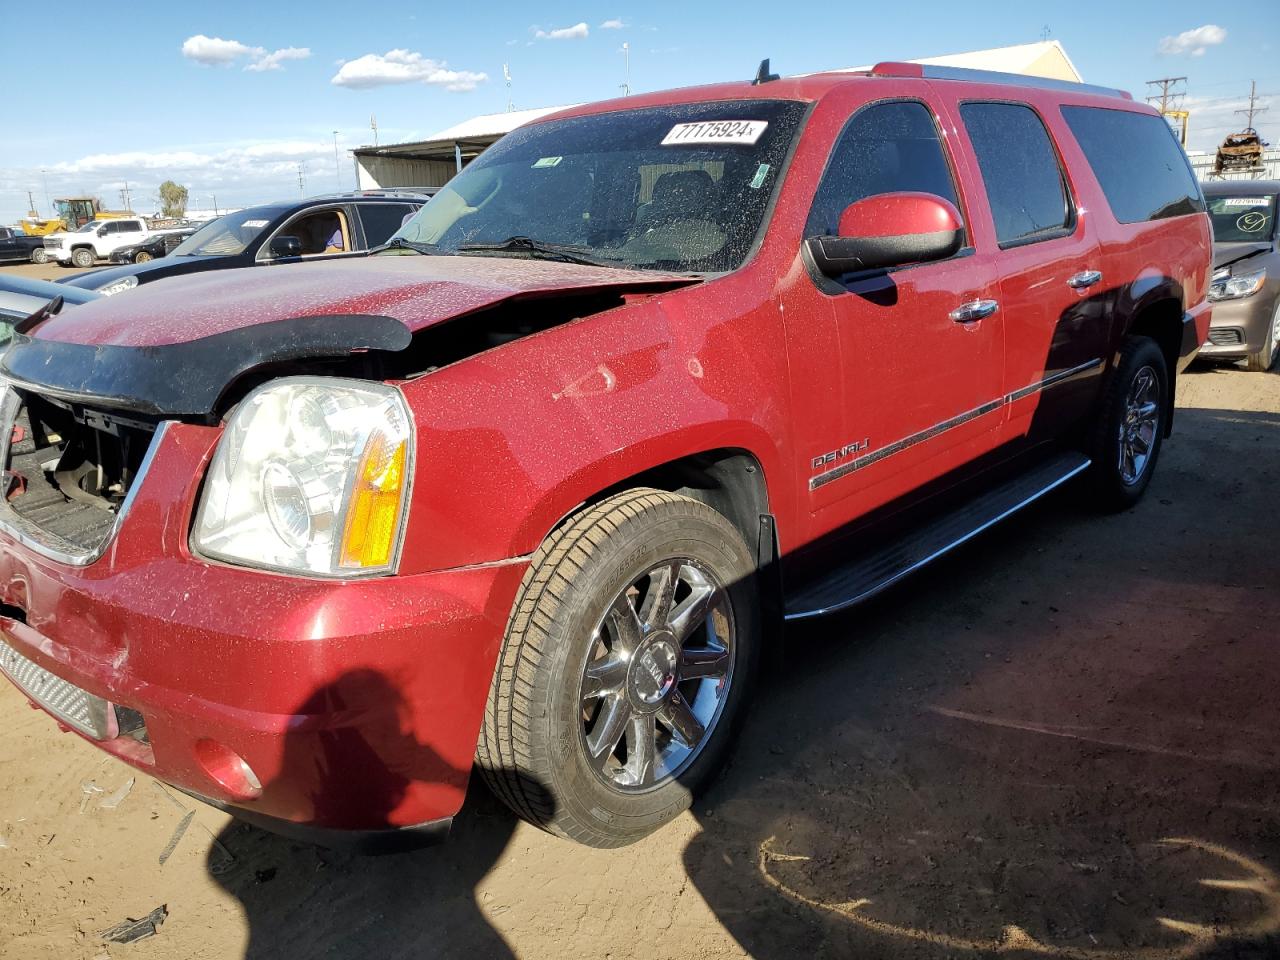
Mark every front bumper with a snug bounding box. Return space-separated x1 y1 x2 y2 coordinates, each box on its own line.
0 422 527 845
1199 293 1277 359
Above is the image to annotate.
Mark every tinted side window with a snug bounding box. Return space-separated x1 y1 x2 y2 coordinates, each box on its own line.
960 102 1070 247
359 203 418 246
1061 106 1204 223
104 223 122 234
806 101 961 238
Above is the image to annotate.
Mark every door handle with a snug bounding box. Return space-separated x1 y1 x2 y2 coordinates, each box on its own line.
949 299 999 323
1067 269 1102 289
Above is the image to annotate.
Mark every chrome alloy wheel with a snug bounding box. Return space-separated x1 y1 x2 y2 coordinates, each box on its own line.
1118 364 1160 485
579 559 734 791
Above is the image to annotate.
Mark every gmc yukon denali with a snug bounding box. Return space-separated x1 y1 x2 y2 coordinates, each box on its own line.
0 63 1211 850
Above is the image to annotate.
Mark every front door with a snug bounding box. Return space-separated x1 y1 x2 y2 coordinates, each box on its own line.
801 98 1005 530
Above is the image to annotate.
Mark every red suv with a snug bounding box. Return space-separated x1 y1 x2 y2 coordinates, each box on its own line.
0 62 1210 850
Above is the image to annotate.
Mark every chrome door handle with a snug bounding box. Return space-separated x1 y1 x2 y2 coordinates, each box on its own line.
1067 269 1102 289
949 299 999 323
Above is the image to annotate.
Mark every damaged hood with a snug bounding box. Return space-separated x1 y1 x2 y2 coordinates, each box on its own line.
32 254 694 347
1213 241 1274 271
1 255 695 418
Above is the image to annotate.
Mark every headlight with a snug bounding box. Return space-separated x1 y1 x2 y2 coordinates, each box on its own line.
1209 267 1266 302
192 377 413 577
97 276 138 297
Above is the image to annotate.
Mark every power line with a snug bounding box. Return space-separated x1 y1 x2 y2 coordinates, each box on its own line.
1145 76 1187 114
1235 80 1269 131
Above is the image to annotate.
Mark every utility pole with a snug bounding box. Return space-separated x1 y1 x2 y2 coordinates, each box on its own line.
1236 80 1269 131
620 42 631 96
119 180 132 211
1145 76 1187 115
371 114 378 146
210 194 219 217
297 164 306 196
333 131 341 189
503 63 513 112
26 190 37 216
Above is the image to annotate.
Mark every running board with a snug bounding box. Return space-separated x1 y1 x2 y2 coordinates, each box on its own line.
784 451 1091 621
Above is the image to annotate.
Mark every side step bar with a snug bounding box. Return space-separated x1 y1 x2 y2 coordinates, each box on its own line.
784 451 1091 621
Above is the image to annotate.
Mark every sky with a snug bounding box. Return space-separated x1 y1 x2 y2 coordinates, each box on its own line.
1 1 1276 225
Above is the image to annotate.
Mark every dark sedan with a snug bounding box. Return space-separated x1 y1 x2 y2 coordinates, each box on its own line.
64 192 429 294
1200 179 1280 371
109 229 196 265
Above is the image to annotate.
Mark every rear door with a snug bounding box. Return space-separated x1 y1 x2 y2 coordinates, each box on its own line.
949 98 1106 440
354 202 421 249
803 98 1005 523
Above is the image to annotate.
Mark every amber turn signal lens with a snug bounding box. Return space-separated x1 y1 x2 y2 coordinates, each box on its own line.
339 433 408 570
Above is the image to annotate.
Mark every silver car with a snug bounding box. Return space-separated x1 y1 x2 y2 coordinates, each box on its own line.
1200 179 1280 371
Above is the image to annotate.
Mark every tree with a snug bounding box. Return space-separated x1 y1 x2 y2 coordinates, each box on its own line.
158 180 189 218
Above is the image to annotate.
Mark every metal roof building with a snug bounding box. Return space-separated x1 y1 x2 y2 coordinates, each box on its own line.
352 41 1083 192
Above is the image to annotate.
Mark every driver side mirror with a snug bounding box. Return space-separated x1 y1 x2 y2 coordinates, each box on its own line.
805 192 964 277
268 235 303 259
96 227 108 237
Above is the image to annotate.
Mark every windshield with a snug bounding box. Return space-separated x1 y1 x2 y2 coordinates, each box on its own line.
172 208 286 257
391 99 807 272
75 221 102 233
1207 194 1276 242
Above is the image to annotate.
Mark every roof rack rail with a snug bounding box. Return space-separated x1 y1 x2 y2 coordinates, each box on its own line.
869 62 1132 100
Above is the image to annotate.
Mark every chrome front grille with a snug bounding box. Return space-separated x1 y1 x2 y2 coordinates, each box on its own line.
0 637 116 739
42 238 61 249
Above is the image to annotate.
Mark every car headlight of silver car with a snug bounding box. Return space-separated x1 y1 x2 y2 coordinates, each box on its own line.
1208 267 1266 302
192 377 413 577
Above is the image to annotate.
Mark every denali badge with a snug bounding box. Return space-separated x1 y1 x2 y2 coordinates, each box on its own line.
812 439 870 471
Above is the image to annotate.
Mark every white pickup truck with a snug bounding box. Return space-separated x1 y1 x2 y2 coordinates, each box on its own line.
43 218 169 268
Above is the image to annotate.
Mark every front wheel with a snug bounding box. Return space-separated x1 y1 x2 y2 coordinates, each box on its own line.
477 488 761 848
1245 301 1280 372
70 247 96 268
133 250 153 264
29 248 49 264
1087 336 1168 511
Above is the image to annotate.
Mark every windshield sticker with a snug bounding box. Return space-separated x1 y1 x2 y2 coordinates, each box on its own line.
532 156 563 168
241 219 269 228
661 120 769 146
749 163 771 189
1237 212 1270 232
1221 197 1269 206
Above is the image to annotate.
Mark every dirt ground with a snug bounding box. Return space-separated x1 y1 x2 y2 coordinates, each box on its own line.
0 260 100 283
1 357 1278 960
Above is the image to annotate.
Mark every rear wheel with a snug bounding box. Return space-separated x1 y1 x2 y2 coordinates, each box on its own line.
1087 336 1168 511
1245 301 1280 372
71 247 96 268
477 488 760 848
29 248 49 265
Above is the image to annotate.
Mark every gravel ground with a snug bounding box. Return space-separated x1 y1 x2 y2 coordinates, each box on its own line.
0 260 100 283
0 358 1277 960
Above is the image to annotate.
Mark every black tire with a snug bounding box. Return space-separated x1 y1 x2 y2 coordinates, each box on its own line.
29 248 49 265
1245 300 1280 373
71 247 96 268
133 250 153 264
1087 336 1168 511
477 488 761 848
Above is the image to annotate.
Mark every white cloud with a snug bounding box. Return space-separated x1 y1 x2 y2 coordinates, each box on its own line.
182 34 312 72
246 46 312 72
532 22 589 40
600 18 627 30
1158 24 1227 57
331 49 487 91
182 35 261 65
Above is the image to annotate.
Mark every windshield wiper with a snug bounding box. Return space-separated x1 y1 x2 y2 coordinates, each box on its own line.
456 236 618 267
371 236 441 256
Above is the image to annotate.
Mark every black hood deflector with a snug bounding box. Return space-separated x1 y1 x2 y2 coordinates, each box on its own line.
0 314 412 419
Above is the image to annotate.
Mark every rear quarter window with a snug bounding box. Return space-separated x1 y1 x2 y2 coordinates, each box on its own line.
1060 106 1205 224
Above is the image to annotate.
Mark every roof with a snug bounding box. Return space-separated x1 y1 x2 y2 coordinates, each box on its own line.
1202 179 1280 196
426 104 580 142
